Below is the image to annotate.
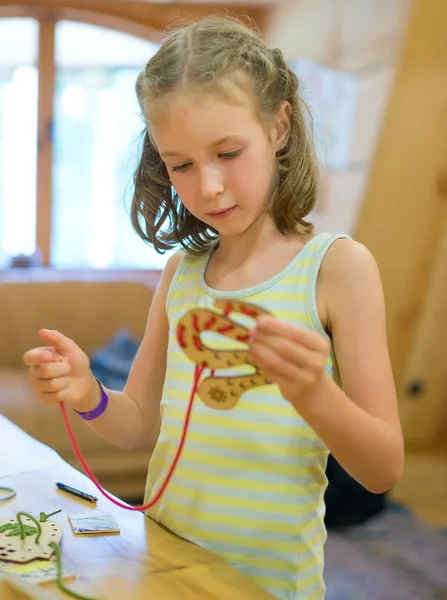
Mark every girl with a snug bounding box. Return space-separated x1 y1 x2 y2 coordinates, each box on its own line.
23 17 404 600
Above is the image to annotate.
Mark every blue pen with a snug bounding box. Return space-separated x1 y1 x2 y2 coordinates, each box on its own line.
56 482 98 504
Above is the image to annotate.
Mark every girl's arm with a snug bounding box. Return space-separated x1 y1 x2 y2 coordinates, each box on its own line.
250 240 404 493
299 239 403 492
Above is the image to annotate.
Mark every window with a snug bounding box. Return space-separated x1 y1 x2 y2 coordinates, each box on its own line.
52 21 171 268
0 6 267 271
0 16 174 270
0 19 39 268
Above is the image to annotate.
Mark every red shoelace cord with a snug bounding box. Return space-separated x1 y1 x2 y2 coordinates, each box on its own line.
59 362 207 511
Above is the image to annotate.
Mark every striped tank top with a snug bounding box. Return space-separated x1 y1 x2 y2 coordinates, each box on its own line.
144 232 348 600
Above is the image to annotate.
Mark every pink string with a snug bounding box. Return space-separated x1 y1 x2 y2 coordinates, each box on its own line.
59 363 206 511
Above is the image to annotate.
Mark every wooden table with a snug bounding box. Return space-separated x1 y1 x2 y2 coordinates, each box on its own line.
0 416 275 599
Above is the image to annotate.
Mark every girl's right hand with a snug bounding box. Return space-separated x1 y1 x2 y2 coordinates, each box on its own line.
23 329 98 410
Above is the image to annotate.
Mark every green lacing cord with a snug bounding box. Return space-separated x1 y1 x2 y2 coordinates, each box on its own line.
3 511 101 600
48 541 101 600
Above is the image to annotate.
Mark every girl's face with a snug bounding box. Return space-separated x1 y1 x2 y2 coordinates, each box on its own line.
150 90 285 237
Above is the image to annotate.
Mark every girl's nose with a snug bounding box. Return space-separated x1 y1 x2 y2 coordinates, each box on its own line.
200 165 224 199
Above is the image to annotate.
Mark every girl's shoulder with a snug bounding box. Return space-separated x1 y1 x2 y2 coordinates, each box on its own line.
316 238 382 333
162 250 187 283
319 238 377 282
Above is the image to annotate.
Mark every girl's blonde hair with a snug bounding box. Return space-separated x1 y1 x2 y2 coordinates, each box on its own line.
132 16 318 254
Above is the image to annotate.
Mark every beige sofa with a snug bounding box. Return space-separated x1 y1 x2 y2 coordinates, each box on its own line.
0 275 160 501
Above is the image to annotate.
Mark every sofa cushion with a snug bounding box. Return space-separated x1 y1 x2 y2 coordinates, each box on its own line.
90 329 139 390
0 280 154 367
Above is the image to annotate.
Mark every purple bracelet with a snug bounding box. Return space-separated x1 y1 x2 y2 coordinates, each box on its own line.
74 378 108 421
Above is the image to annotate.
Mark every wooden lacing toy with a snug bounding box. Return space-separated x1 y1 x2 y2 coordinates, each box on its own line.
59 300 273 512
176 299 273 409
0 511 100 600
0 511 62 564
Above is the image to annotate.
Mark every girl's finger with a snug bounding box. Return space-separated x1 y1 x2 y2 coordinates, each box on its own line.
255 316 329 353
251 331 325 373
40 387 72 406
37 377 71 393
249 340 313 384
32 361 71 380
23 348 59 366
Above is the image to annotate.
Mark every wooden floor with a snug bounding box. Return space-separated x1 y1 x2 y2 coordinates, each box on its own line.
390 447 447 527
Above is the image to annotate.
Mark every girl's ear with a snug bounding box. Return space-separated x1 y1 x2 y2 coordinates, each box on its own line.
273 101 291 152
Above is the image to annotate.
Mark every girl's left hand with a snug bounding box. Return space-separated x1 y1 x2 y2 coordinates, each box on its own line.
248 315 330 408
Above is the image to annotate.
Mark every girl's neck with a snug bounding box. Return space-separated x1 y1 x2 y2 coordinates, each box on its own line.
214 213 302 267
205 213 313 292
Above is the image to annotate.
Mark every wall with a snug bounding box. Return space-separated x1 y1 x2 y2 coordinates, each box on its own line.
266 0 411 236
354 0 447 446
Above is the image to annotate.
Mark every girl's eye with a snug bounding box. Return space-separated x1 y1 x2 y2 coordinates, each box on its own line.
171 163 191 173
170 150 241 172
219 150 241 160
